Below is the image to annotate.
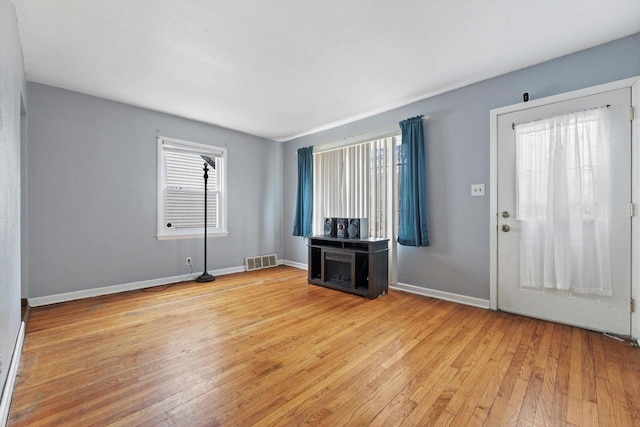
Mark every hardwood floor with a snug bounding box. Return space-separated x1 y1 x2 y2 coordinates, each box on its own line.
8 266 640 426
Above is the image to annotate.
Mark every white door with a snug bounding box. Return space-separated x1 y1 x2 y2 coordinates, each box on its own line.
497 88 631 335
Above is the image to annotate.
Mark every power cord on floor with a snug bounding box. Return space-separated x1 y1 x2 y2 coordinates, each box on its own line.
140 264 194 293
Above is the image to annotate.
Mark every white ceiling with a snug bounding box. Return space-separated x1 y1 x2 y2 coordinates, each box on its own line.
13 0 640 142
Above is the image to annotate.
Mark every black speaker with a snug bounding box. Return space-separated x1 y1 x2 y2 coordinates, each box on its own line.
324 217 337 237
347 218 369 239
336 218 348 238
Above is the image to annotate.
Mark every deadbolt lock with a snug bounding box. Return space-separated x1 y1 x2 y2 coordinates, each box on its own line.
501 211 510 218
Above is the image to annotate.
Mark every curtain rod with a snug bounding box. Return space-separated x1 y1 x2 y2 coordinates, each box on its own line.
311 115 430 155
511 105 609 130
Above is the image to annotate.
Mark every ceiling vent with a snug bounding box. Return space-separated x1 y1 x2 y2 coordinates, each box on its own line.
245 254 278 272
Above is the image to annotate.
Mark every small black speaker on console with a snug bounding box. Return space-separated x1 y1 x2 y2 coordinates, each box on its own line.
347 218 369 239
336 218 348 238
324 217 337 237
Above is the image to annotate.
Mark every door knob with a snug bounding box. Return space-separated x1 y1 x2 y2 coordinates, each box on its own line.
501 225 510 232
502 211 510 218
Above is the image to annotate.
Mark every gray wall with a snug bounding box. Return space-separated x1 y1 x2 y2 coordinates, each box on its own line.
26 83 283 298
0 0 25 393
283 33 640 300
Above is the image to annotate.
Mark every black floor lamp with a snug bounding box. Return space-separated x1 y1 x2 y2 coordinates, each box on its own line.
196 155 216 283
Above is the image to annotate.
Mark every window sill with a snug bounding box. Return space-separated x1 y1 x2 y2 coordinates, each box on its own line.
157 231 229 241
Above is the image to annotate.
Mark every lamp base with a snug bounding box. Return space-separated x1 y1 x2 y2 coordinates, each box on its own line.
195 272 215 283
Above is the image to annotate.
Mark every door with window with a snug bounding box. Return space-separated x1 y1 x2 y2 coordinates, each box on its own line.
497 88 631 335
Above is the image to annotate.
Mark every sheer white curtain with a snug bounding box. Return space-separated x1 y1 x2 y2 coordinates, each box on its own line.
312 136 397 239
515 107 612 295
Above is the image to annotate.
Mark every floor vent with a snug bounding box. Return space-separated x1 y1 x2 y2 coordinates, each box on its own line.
245 254 278 271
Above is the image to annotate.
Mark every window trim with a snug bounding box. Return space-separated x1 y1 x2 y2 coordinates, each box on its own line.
156 136 228 240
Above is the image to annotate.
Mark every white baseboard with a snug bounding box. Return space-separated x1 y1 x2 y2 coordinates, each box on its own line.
279 262 487 309
28 265 246 307
281 260 308 270
391 282 490 309
279 261 488 309
211 265 246 277
28 263 489 313
0 321 25 427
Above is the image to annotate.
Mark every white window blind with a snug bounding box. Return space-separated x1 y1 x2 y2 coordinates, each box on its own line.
312 135 401 239
165 150 219 229
312 132 401 286
157 137 227 239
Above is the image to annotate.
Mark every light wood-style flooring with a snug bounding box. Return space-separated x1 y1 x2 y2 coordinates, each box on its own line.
9 266 640 426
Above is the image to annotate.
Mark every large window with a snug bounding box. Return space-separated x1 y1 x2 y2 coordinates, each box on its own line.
312 134 401 285
312 134 401 239
157 136 227 240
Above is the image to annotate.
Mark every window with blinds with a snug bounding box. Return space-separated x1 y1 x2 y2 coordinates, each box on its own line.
157 137 227 239
312 135 401 239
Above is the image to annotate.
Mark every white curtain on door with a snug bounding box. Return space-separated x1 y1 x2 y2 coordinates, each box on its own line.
515 107 612 295
312 137 397 239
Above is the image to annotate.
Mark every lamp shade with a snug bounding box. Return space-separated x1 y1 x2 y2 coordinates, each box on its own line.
200 155 216 169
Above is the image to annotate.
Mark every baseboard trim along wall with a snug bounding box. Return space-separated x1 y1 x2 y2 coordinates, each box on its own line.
281 260 308 270
28 261 489 310
280 260 490 309
391 282 491 309
28 265 247 307
0 321 25 427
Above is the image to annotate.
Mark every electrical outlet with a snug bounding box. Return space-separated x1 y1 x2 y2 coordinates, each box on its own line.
186 257 192 266
471 184 485 197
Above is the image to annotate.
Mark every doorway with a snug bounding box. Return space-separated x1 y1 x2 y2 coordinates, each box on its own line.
490 78 638 336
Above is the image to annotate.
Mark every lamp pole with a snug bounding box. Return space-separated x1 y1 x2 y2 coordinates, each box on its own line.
196 161 215 282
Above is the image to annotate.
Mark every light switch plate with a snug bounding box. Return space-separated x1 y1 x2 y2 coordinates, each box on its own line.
471 184 485 196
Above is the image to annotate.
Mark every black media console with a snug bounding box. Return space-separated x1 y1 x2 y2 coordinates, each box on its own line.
307 236 389 299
